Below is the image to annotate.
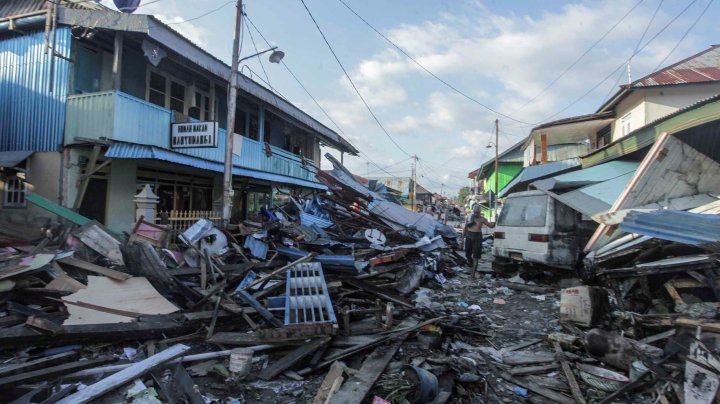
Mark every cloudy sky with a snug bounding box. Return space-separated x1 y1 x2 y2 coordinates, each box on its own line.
108 0 719 195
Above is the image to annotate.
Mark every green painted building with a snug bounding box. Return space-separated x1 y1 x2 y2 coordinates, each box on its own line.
467 140 525 219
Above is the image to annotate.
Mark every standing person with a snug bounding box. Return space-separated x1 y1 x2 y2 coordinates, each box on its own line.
463 205 495 277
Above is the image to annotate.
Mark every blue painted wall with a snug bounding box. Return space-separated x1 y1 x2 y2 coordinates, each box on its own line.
0 28 71 152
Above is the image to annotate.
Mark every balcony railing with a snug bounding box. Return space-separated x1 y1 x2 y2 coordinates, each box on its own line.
65 91 316 182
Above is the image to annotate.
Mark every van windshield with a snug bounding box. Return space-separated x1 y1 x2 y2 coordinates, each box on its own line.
497 195 548 227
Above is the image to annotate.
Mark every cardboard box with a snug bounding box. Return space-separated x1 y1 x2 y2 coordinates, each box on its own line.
559 286 608 327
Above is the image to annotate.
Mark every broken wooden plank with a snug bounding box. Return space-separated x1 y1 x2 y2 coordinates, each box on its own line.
0 351 77 378
26 192 91 226
259 337 330 380
344 279 413 308
330 337 407 404
57 257 131 281
56 344 190 404
312 361 345 404
61 276 179 325
500 372 574 404
508 363 559 376
639 329 676 344
505 338 543 352
25 316 64 335
554 342 586 404
496 280 555 294
0 356 114 388
502 351 556 366
234 290 283 328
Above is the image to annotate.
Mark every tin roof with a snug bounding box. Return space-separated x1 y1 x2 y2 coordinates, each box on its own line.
599 45 720 112
620 210 720 252
634 45 720 87
0 0 103 17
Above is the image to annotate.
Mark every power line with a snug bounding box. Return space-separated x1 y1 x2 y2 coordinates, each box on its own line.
510 0 645 115
602 0 664 103
243 14 402 179
166 1 235 25
243 13 272 89
300 0 414 158
538 0 698 123
651 0 713 72
336 0 532 126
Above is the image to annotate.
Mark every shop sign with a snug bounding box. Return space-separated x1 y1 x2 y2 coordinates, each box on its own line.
171 122 218 148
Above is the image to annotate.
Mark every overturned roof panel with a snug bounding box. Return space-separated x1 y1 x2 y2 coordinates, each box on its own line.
620 210 720 252
499 158 581 197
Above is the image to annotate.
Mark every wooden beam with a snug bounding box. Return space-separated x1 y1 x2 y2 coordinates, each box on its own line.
57 256 131 281
500 372 574 404
79 158 113 181
554 342 586 404
329 338 406 404
0 357 114 388
73 144 101 210
0 351 77 378
259 337 330 380
56 344 190 404
312 361 345 404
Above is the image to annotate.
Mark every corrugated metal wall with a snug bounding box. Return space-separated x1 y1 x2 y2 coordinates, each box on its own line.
0 28 71 152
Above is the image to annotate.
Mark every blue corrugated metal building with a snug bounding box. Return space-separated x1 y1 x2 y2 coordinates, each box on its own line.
0 0 357 235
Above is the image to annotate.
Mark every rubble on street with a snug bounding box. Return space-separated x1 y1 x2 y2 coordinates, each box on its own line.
1 150 719 404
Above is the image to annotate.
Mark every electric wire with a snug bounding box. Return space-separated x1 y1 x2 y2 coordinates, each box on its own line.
300 0 414 158
243 13 272 89
510 0 645 115
601 0 664 104
336 0 532 126
243 14 402 179
650 0 713 72
538 0 698 123
166 1 235 25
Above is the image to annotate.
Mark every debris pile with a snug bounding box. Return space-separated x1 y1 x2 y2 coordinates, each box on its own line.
0 154 472 403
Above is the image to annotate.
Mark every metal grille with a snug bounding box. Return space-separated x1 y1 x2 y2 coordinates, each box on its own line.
284 262 336 326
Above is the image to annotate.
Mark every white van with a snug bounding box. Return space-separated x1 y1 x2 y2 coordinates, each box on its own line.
492 190 593 270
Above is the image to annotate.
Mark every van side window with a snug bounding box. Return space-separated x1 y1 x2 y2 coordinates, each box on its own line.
555 201 576 232
497 195 548 227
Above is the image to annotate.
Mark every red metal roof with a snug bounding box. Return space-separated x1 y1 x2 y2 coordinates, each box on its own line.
634 45 720 87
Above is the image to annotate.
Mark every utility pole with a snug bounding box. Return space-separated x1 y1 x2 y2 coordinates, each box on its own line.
494 118 499 221
222 0 243 226
411 155 418 211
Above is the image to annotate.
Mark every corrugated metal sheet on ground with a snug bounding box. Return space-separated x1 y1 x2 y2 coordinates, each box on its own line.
0 28 71 152
104 143 326 190
620 210 720 252
499 158 581 197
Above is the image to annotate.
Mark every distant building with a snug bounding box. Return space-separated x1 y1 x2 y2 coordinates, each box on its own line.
365 177 432 209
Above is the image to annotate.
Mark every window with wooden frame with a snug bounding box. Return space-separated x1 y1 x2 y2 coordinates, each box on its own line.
3 177 27 208
145 69 186 114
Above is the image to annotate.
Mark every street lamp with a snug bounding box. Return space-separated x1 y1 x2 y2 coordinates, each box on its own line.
238 46 285 64
222 0 284 226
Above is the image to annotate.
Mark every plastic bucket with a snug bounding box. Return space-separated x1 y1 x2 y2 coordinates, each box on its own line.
402 365 439 404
